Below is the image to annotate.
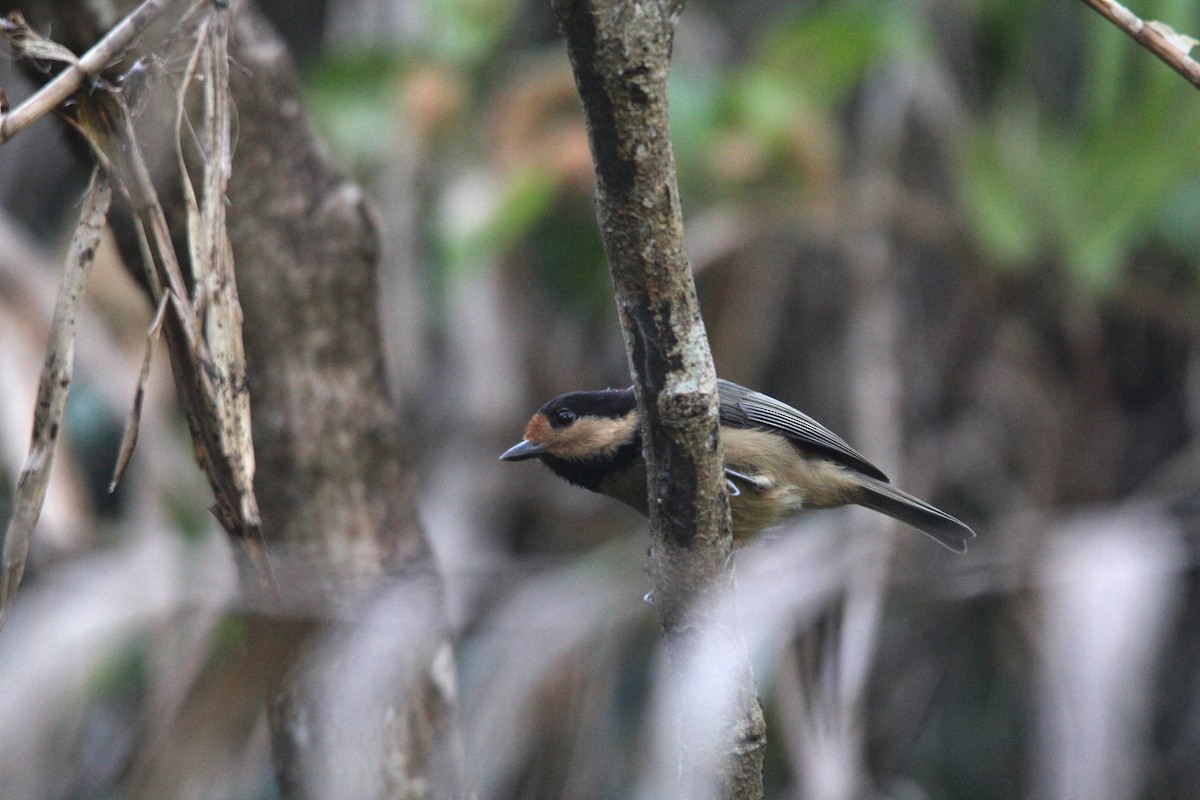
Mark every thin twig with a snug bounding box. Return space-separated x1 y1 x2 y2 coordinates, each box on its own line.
1 170 111 625
0 0 192 145
109 292 170 491
1076 0 1200 90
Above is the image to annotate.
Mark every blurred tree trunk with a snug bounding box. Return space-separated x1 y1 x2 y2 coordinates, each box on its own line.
10 1 459 797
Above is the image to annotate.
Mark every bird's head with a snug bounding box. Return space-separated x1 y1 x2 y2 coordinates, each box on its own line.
500 388 640 468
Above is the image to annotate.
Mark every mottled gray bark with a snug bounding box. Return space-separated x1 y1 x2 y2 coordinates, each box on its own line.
550 1 766 797
223 11 459 799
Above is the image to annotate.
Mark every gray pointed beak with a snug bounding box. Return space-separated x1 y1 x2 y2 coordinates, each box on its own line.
500 439 546 462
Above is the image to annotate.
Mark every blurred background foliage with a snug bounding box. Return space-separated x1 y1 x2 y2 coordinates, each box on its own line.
2 0 1200 798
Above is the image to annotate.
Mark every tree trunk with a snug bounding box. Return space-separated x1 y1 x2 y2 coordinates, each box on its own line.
9 1 460 797
551 1 766 796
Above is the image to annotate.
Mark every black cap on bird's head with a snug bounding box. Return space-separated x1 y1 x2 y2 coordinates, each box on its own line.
499 387 639 464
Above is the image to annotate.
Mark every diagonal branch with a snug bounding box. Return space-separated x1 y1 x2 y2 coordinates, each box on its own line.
551 0 765 797
5 2 461 795
0 0 193 145
0 170 110 625
1076 0 1200 90
2 3 269 586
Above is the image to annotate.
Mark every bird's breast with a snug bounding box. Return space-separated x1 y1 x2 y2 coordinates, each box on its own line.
589 426 865 541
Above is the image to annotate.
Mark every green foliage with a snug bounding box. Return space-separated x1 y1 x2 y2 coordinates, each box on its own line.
522 194 611 317
1156 179 1200 256
418 0 521 68
671 6 890 201
433 167 610 315
87 639 149 702
299 0 1200 317
303 50 407 171
441 167 561 280
960 3 1200 291
754 7 891 104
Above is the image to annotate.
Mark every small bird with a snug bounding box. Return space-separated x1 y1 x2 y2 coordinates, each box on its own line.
500 379 974 553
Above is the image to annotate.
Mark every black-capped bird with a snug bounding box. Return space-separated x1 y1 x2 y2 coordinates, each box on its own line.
500 379 974 553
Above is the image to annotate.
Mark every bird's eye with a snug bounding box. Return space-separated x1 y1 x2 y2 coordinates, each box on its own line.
554 408 577 427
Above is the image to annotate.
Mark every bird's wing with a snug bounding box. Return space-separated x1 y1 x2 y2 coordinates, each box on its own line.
717 379 890 482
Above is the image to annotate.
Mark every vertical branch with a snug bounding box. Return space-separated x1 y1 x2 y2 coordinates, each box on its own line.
550 1 765 797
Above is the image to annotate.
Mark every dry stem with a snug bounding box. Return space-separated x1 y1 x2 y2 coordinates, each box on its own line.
0 0 191 145
1076 0 1200 89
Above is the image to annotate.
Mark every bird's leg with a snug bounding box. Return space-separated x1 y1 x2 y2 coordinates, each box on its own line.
725 467 770 493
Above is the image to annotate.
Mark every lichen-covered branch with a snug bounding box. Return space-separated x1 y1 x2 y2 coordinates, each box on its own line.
550 0 765 796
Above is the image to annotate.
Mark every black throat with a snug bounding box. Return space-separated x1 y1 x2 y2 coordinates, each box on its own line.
542 427 643 493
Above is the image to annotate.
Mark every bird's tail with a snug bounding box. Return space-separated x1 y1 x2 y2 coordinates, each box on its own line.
853 475 975 554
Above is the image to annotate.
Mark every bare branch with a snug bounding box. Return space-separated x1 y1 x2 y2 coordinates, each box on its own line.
551 0 765 796
11 2 271 586
0 0 192 144
1076 0 1200 90
6 2 461 794
71 74 269 582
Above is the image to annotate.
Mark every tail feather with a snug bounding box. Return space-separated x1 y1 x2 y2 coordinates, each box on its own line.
854 475 975 554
